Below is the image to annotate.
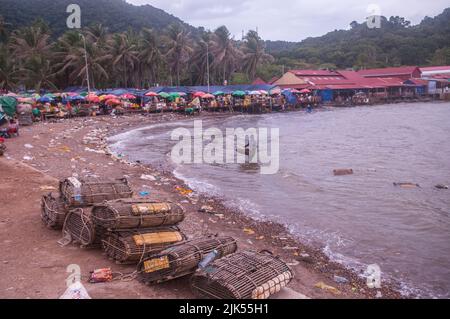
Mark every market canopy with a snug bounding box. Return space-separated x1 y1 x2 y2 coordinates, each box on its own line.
0 96 18 117
232 90 246 97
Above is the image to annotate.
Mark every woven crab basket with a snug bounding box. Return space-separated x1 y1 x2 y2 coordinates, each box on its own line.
191 250 294 299
63 208 107 248
59 177 133 208
91 199 185 230
138 236 238 284
102 228 186 264
41 193 69 230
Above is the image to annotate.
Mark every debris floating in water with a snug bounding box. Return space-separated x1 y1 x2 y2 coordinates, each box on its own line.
393 182 421 189
333 169 354 176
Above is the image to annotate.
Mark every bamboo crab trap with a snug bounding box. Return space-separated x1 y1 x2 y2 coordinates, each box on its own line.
63 208 107 248
91 199 185 230
102 228 187 264
59 177 133 208
190 251 294 299
138 236 238 284
41 193 69 230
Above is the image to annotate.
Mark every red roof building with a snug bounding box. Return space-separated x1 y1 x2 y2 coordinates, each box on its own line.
358 66 422 81
251 77 267 85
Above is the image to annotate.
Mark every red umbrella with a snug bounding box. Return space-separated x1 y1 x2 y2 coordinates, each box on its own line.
106 99 122 106
120 93 136 100
291 89 301 94
192 91 205 97
100 94 117 101
86 94 100 103
201 94 215 99
300 89 311 94
145 91 158 97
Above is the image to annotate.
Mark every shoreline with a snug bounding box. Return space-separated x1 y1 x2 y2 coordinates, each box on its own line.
0 109 408 299
105 111 407 299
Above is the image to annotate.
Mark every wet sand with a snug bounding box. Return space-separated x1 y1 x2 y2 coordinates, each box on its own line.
0 113 403 299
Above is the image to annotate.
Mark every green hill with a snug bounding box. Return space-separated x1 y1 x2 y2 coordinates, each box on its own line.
266 8 450 69
0 0 196 36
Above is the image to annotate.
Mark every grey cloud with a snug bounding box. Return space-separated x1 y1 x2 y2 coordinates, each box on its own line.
127 0 449 41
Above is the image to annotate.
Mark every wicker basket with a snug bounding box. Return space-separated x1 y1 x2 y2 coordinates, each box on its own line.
60 177 133 208
92 199 185 230
63 208 106 248
191 251 294 299
138 236 238 284
102 228 186 264
41 193 69 230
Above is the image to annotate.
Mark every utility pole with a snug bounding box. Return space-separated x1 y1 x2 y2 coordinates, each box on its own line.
206 41 210 93
80 33 91 96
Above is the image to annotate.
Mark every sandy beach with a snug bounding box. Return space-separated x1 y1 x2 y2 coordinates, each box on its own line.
0 113 403 299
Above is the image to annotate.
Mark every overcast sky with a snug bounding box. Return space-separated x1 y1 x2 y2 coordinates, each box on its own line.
126 0 448 41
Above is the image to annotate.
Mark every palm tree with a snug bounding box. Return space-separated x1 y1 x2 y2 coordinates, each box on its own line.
107 30 139 87
189 33 213 85
163 23 193 86
138 28 164 87
210 26 242 84
54 30 110 89
241 30 274 81
8 23 54 90
0 44 19 91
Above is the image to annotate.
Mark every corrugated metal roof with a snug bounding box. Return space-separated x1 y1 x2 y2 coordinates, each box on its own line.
290 69 338 76
420 66 450 72
358 66 420 77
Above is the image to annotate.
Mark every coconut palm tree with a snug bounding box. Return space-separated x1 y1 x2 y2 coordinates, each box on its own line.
241 30 274 81
138 28 164 87
210 26 242 84
163 23 193 86
189 33 214 85
8 24 52 65
54 30 110 89
0 44 19 91
8 23 54 90
107 30 139 87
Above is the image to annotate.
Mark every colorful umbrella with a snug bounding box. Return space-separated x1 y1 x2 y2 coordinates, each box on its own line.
232 90 246 97
86 95 100 103
120 93 137 100
202 93 215 99
145 91 158 97
38 96 53 103
269 88 282 95
99 94 117 101
192 91 205 97
213 91 225 96
249 91 262 95
300 89 311 94
17 97 35 104
70 95 85 101
159 92 170 99
259 90 269 95
106 99 122 106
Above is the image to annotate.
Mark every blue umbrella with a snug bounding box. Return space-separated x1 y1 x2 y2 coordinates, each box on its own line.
70 95 85 101
38 96 53 103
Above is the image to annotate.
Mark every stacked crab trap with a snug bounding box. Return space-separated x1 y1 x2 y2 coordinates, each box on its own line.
41 176 295 299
